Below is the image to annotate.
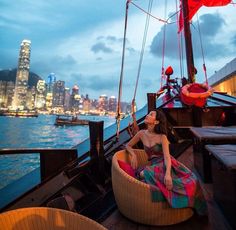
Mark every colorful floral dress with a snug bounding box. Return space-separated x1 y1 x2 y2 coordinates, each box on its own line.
136 144 207 215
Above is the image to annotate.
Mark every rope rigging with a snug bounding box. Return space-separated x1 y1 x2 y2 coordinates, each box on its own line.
160 0 168 89
128 0 154 138
133 0 153 107
175 0 184 83
130 1 168 24
196 13 208 85
117 0 213 136
116 0 130 139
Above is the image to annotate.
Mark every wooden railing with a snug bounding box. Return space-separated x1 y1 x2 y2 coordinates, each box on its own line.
0 148 78 181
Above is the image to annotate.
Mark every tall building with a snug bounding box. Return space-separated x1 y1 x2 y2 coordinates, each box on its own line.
70 84 80 109
83 94 90 114
5 81 15 108
12 39 31 110
35 80 46 109
98 94 108 112
45 73 56 110
52 80 65 107
45 93 53 109
47 73 56 93
108 96 117 112
64 87 71 111
0 81 7 107
26 86 36 110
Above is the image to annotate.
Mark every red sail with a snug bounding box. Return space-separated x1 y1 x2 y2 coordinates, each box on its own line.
178 0 232 32
202 0 231 6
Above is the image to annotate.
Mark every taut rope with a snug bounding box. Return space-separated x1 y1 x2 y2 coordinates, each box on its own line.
133 0 153 109
116 0 131 139
196 13 208 85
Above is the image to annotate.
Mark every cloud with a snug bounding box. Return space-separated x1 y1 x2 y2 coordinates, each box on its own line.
97 35 123 43
91 42 113 54
52 55 77 66
150 12 232 60
1 0 236 107
127 47 136 53
198 13 225 37
150 23 179 59
91 35 129 55
30 54 78 79
231 34 236 47
68 73 118 96
191 13 232 59
96 57 103 61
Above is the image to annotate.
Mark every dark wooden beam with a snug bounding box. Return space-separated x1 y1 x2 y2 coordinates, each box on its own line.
147 93 156 113
89 121 105 185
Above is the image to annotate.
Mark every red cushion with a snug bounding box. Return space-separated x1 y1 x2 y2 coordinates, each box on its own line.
118 160 135 178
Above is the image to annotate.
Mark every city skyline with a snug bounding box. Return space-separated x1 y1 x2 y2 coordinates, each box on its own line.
0 40 130 114
1 1 236 107
0 69 128 109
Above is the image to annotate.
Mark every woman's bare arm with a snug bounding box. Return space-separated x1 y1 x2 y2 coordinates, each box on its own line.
126 130 142 169
161 134 173 190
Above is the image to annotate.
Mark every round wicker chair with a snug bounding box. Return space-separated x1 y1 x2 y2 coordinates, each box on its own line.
0 207 107 230
112 149 194 226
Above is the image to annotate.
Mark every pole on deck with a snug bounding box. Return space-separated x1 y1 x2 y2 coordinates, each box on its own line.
147 93 156 113
182 0 202 126
89 121 105 185
182 0 195 83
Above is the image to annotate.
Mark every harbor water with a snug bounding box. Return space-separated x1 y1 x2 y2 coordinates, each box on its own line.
0 115 116 189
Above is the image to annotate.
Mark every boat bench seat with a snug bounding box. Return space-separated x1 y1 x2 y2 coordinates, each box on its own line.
190 126 236 183
206 144 236 230
112 149 193 226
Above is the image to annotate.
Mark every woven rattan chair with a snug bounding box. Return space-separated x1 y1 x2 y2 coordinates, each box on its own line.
0 207 107 230
112 149 194 226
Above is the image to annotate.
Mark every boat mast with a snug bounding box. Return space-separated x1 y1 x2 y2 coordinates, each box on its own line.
182 0 202 127
182 0 195 83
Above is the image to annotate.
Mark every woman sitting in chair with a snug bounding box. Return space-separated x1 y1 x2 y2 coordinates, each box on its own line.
126 110 207 216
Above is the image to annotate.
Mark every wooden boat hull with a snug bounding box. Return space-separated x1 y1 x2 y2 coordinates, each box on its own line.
1 92 236 229
0 111 38 117
54 119 89 126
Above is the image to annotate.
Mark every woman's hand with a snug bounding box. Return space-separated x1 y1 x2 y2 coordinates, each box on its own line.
130 153 138 169
164 174 173 190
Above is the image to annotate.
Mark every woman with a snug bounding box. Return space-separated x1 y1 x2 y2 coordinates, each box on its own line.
126 110 207 215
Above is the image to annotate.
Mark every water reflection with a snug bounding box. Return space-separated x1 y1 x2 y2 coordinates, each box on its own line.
0 115 115 148
0 115 115 189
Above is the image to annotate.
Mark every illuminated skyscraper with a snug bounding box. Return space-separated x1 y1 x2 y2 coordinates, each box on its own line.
12 39 31 110
45 73 56 109
108 96 117 112
35 80 46 109
52 80 65 107
47 73 56 93
70 84 80 109
98 94 108 112
0 81 15 108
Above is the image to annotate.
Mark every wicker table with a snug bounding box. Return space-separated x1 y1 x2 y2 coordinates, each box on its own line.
0 207 107 230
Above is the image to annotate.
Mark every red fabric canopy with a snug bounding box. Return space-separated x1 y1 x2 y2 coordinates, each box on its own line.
178 0 231 32
202 0 231 6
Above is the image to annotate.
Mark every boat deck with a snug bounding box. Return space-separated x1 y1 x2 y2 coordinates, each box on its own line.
101 146 233 230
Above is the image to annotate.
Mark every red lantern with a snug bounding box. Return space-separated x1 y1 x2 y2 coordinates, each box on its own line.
165 66 173 76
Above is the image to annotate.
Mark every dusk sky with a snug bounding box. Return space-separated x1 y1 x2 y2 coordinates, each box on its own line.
1 0 235 108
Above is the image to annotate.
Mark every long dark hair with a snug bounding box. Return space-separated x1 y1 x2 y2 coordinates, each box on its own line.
154 109 167 135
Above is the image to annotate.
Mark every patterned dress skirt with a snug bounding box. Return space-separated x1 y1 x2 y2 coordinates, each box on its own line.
136 155 207 215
